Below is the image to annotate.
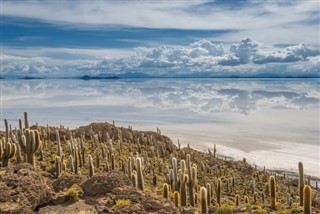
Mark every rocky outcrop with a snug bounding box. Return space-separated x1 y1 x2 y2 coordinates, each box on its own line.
0 163 54 213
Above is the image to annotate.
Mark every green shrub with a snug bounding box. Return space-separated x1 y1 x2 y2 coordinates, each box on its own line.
112 199 131 209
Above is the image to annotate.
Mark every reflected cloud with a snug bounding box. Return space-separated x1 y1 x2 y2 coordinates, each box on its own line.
2 79 319 116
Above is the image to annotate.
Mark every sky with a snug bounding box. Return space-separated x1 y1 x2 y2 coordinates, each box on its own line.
1 0 320 77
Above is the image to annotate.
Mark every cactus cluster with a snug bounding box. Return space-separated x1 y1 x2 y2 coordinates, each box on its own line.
0 112 319 214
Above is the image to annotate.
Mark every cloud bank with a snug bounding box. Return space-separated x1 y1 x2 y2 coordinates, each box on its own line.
2 38 319 77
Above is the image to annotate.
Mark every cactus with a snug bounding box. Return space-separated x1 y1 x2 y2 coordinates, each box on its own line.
152 174 157 186
131 171 137 187
206 183 211 207
298 162 304 206
56 130 63 157
235 194 240 206
1 141 16 167
186 154 196 207
244 196 249 204
110 154 115 170
180 159 186 174
69 155 74 173
163 183 169 199
74 146 79 174
303 185 312 214
261 192 265 203
231 176 235 192
4 119 9 143
19 119 23 132
172 157 178 191
88 154 94 177
20 129 40 167
55 156 61 178
128 159 132 180
95 148 100 168
200 187 208 214
173 191 180 207
180 174 188 206
136 157 144 191
251 177 256 194
14 139 22 164
24 112 29 129
254 192 258 203
269 175 276 210
217 178 221 206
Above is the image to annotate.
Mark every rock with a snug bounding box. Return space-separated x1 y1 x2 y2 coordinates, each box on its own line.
52 174 87 192
38 200 96 214
106 186 183 214
81 171 131 196
0 163 54 213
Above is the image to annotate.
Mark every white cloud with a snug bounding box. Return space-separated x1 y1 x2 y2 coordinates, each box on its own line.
2 38 319 77
2 0 319 45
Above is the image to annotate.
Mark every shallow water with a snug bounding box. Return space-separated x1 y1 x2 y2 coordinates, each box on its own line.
1 78 319 176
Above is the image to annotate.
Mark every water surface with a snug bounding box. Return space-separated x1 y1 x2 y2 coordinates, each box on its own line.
1 78 319 176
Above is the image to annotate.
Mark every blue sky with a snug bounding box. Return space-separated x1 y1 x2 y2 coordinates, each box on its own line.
1 0 319 77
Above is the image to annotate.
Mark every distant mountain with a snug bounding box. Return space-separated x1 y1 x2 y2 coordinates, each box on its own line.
79 75 119 80
20 76 44 80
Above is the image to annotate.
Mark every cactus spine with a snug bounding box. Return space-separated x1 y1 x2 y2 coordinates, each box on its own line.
136 157 144 191
88 154 94 177
298 162 304 206
303 185 312 214
200 187 208 214
269 175 276 210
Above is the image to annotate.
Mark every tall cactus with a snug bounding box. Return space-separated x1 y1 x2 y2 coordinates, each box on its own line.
128 159 132 180
56 130 63 157
217 178 221 206
298 162 304 206
69 155 74 173
187 153 196 207
206 183 211 207
303 185 312 214
172 157 178 191
111 154 115 170
180 174 188 206
136 157 144 191
200 187 208 214
24 112 29 129
269 176 276 210
88 154 94 177
20 129 40 167
4 119 9 143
